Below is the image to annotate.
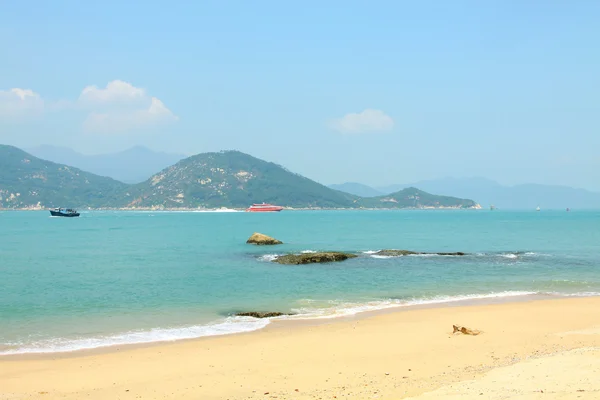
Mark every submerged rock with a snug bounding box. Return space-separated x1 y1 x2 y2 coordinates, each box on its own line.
235 311 294 318
375 250 419 257
274 252 357 265
246 232 283 245
374 249 466 257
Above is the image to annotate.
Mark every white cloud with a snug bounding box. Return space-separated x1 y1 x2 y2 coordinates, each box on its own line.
78 80 178 133
329 109 394 134
79 80 146 104
0 88 44 117
83 96 178 134
1 80 177 134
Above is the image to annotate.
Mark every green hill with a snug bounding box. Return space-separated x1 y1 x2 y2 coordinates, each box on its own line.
122 150 358 208
0 145 479 209
359 187 479 209
0 145 128 209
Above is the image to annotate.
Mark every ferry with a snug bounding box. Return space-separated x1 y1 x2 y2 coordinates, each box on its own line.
50 208 80 217
246 203 283 212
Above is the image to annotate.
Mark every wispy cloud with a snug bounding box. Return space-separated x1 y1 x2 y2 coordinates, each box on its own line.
0 88 44 118
329 109 394 134
83 96 178 134
79 80 146 104
0 80 178 134
79 80 178 134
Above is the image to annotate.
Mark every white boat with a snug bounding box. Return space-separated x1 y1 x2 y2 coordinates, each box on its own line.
536 206 541 212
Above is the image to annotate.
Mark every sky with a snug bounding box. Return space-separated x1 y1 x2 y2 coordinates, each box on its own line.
1 1 599 190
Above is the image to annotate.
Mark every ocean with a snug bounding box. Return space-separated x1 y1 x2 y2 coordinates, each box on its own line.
1 209 599 355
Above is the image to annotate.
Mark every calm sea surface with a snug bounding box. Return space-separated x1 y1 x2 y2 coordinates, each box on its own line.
1 209 599 354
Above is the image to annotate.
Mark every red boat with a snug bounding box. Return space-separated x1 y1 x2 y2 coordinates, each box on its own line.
246 203 283 212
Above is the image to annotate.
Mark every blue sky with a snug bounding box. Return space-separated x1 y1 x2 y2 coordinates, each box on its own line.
1 1 599 189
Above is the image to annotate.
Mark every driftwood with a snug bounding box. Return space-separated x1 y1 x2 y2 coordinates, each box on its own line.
453 324 482 336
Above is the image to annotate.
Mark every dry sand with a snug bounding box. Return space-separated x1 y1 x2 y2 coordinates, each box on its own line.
2 297 600 399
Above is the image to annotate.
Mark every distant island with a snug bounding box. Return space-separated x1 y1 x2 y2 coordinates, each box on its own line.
329 178 600 210
0 145 479 210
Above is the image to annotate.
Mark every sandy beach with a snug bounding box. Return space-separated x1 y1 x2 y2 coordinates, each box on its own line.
2 297 600 400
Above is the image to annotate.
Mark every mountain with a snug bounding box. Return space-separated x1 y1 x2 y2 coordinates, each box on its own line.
0 145 128 209
328 182 383 197
122 151 478 209
26 145 186 183
375 177 600 209
1 146 479 209
360 187 479 209
121 150 359 208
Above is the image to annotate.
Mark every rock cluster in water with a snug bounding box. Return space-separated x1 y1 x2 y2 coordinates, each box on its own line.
374 249 466 257
235 311 294 318
274 252 357 265
246 232 283 245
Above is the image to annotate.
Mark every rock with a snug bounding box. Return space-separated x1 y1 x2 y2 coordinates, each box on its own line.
235 311 294 318
374 250 419 256
246 232 283 245
453 324 482 335
273 252 357 265
374 249 466 257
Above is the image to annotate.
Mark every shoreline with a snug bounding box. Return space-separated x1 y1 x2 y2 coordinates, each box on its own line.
1 206 482 212
0 291 587 360
2 296 599 399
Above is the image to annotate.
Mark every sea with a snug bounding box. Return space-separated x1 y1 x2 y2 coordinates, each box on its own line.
1 209 599 355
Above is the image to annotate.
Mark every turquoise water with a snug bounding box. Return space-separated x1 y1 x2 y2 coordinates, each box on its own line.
1 209 599 354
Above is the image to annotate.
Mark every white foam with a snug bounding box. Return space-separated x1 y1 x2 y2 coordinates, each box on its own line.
0 317 269 356
258 254 279 262
364 251 464 258
524 252 552 257
550 279 590 284
285 291 539 320
500 253 518 259
545 291 600 297
301 250 317 254
4 291 598 355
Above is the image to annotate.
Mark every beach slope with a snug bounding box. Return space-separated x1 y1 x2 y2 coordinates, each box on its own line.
2 297 599 399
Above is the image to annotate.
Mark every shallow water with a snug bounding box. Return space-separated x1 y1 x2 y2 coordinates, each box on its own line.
1 209 599 354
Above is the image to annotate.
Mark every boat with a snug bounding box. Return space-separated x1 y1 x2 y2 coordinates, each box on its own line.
490 204 496 210
245 203 283 212
536 206 541 212
50 208 80 217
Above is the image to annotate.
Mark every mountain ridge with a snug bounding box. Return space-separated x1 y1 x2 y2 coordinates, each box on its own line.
0 145 129 209
122 150 359 209
328 182 384 197
1 145 479 210
25 145 186 184
330 178 600 209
